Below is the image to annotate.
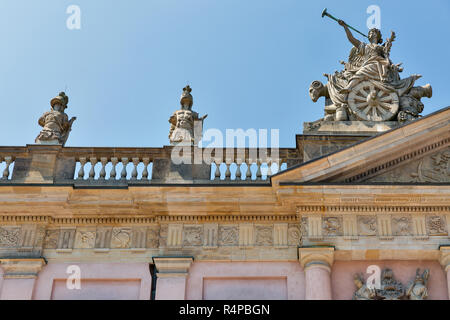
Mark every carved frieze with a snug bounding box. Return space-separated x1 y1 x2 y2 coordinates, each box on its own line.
218 225 238 246
426 215 447 236
74 229 96 249
43 229 60 249
288 224 301 246
0 227 21 248
255 225 273 246
358 216 377 236
323 217 343 236
183 225 203 247
146 226 159 248
392 216 412 236
110 228 131 249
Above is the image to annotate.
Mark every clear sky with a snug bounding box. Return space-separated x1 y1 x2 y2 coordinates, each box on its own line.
0 0 449 148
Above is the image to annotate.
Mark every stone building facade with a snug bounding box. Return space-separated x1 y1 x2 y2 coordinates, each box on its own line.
0 96 448 299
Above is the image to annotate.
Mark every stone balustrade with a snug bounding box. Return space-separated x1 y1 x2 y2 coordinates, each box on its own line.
75 156 153 181
0 145 301 185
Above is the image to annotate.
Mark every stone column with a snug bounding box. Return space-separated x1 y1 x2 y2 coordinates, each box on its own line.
153 257 193 300
298 247 334 300
0 258 46 300
440 246 450 300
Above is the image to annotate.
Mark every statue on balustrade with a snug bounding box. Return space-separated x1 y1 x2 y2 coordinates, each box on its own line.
309 18 432 122
169 85 207 145
35 92 76 146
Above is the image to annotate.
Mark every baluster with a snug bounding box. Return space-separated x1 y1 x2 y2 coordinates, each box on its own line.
2 156 12 180
131 157 139 180
77 157 87 180
142 158 150 180
256 160 262 180
225 161 231 180
99 157 108 180
214 159 221 180
267 159 272 177
246 160 252 180
110 157 118 180
89 157 98 180
235 159 242 180
121 157 129 180
273 159 280 174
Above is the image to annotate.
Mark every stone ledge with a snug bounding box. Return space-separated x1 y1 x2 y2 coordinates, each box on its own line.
153 257 194 275
0 258 46 279
303 121 400 135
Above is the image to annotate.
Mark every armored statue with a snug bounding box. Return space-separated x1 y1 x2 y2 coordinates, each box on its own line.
352 273 376 300
406 268 429 300
35 92 76 146
310 18 432 122
169 85 207 145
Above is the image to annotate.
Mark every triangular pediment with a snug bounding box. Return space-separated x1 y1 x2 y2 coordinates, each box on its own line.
271 107 450 184
366 147 449 183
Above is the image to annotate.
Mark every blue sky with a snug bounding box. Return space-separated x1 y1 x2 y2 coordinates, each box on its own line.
0 0 449 148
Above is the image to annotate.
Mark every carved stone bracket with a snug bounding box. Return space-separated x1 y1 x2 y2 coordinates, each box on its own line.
0 258 46 279
153 257 193 278
298 247 335 272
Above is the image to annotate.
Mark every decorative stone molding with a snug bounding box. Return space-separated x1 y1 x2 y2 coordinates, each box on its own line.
153 257 193 278
239 224 254 247
344 138 449 183
297 205 450 215
0 258 46 279
167 224 183 247
203 224 218 248
306 216 323 240
273 223 288 247
440 246 450 272
298 247 334 272
377 215 393 240
343 215 358 239
412 216 428 239
446 215 450 238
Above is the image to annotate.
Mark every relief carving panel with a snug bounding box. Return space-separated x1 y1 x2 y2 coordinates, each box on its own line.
218 225 238 246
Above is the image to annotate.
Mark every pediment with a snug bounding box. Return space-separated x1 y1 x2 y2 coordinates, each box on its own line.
271 107 450 184
366 147 449 183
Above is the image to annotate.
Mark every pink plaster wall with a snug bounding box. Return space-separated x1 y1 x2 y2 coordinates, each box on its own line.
203 277 287 300
33 262 152 300
186 261 305 300
51 279 141 300
0 278 36 300
156 277 187 300
332 261 448 300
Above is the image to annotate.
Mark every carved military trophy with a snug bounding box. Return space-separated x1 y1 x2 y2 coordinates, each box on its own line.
169 85 207 145
35 92 76 146
309 9 432 123
353 268 430 300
